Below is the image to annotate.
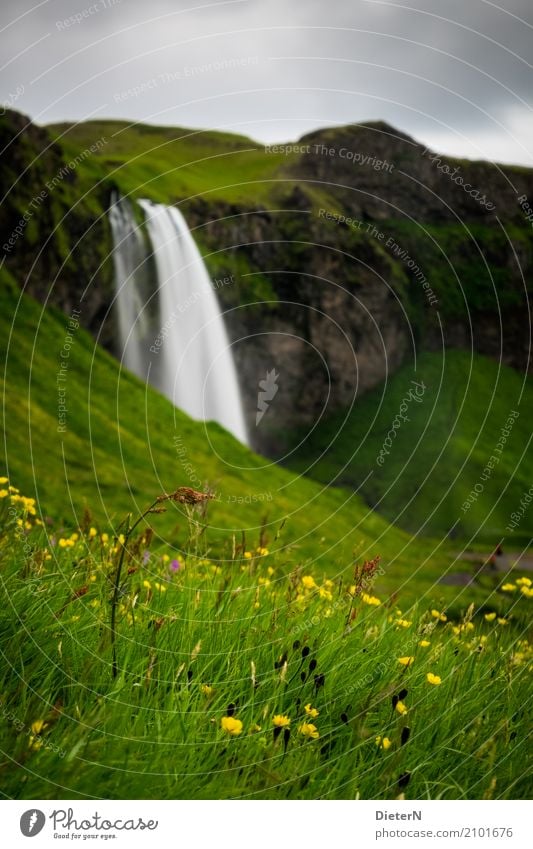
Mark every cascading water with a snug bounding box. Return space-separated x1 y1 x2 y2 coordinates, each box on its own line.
109 193 153 382
109 195 248 444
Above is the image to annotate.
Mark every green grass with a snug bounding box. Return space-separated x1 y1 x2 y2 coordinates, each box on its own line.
1 280 481 606
285 351 533 545
0 497 531 800
47 120 294 207
383 220 533 317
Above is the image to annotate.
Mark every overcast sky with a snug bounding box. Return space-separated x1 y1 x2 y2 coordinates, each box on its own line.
2 0 533 164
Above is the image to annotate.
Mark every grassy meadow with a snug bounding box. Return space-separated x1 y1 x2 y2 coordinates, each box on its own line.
1 115 531 802
1 278 532 799
0 481 531 800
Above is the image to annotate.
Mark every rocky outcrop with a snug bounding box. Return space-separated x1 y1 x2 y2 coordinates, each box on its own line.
0 110 116 347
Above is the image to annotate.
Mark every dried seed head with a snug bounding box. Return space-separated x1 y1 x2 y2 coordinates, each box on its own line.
158 487 214 505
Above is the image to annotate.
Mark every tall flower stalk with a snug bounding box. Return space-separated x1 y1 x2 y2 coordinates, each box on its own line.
110 487 213 678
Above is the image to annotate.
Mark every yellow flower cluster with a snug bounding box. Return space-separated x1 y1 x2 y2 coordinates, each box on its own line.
362 593 381 606
0 481 41 528
431 609 447 622
502 576 533 599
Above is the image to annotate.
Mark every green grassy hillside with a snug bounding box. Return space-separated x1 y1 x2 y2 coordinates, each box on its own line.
285 351 532 545
47 120 294 207
0 275 479 606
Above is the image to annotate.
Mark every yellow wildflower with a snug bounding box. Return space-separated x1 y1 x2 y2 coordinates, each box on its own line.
376 735 391 750
0 476 8 484
221 716 243 736
419 640 431 648
520 586 533 599
395 701 408 715
256 547 269 556
143 580 151 590
394 619 412 629
484 612 497 622
200 684 214 697
298 722 319 739
431 609 447 622
304 703 319 718
272 714 291 727
426 673 442 686
497 617 509 626
31 720 48 735
516 577 532 587
243 551 252 559
501 583 515 592
301 575 317 590
88 527 97 538
398 656 414 667
362 593 381 606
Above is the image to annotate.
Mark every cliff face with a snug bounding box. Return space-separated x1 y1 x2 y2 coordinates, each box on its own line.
0 110 115 346
182 198 411 454
1 111 531 454
182 119 532 450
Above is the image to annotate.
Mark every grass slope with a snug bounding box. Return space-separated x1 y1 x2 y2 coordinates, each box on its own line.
47 120 292 207
0 505 531 800
0 278 477 605
285 351 533 545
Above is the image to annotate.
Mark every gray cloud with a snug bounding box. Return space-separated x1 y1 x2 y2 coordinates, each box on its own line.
2 0 533 164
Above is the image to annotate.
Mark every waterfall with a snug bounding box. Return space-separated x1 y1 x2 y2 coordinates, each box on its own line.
109 193 153 382
109 195 248 444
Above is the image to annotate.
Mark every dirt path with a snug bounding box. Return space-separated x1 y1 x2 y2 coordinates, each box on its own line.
439 550 533 587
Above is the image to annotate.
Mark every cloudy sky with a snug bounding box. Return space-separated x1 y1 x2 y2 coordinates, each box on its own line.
2 0 533 164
